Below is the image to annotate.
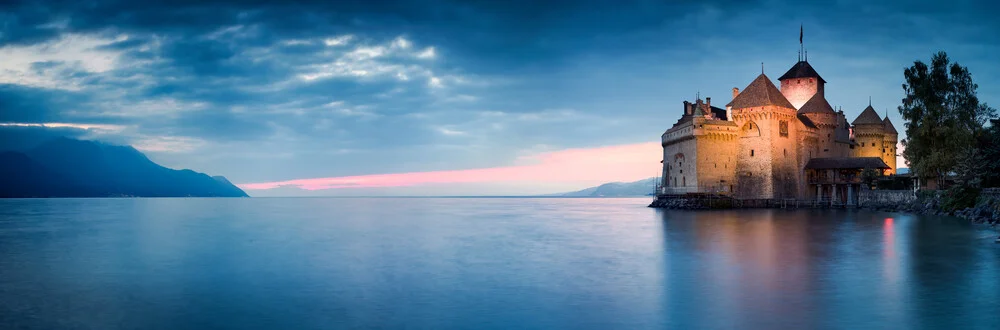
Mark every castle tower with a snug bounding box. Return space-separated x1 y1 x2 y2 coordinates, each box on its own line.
881 114 899 174
726 73 800 199
850 104 886 160
778 61 826 110
797 94 838 158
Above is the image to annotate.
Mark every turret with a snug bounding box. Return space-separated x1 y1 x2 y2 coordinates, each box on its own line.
882 114 899 174
850 104 886 159
778 61 826 110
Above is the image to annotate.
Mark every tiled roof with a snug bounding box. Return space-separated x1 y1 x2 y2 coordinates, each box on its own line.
797 114 818 129
798 94 836 114
882 116 898 134
726 74 796 109
778 61 826 83
805 157 890 170
852 105 883 125
709 106 727 120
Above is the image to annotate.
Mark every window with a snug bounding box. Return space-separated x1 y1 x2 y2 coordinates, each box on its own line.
673 178 677 187
683 177 686 187
872 143 875 147
751 150 755 157
779 121 788 137
783 149 787 156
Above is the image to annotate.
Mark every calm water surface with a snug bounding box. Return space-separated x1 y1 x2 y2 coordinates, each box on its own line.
0 198 998 329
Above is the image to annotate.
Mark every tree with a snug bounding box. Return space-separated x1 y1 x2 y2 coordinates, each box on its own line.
978 119 1000 188
860 167 880 189
953 148 985 188
898 52 997 186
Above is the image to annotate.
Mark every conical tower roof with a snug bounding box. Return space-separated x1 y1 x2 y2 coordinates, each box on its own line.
778 60 826 83
798 93 836 115
852 105 883 125
883 116 898 134
726 74 795 109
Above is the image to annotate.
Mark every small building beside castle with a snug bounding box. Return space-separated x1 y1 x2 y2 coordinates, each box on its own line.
659 54 898 204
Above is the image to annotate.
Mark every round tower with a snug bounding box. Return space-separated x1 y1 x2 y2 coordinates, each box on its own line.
797 94 838 158
851 104 886 159
882 115 899 174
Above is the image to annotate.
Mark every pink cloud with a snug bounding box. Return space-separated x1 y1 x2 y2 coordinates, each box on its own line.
239 142 662 191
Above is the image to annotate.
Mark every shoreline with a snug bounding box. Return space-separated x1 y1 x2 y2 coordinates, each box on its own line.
648 193 1000 227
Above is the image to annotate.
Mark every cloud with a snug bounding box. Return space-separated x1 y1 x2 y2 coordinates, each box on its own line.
323 35 354 46
416 47 436 59
0 33 128 90
297 35 454 88
239 142 661 191
0 122 125 132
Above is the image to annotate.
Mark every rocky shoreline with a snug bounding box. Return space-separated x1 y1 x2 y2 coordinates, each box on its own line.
650 192 1000 226
860 196 1000 225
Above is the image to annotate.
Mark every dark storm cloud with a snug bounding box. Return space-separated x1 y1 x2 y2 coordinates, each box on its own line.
0 85 89 122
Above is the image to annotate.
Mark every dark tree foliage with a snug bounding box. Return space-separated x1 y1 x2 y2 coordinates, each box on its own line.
860 167 880 189
898 52 997 184
979 119 1000 188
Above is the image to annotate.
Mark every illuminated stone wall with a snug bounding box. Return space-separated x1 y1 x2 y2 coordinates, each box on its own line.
797 125 819 197
693 122 738 193
881 134 898 174
768 109 802 199
850 124 884 159
780 77 824 110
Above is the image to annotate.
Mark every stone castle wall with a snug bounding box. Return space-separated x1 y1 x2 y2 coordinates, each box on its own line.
851 125 885 159
662 130 699 194
695 133 738 193
769 109 802 199
780 77 822 109
882 134 898 175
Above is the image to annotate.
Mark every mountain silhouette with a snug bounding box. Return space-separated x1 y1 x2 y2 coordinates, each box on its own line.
0 138 247 198
555 177 659 197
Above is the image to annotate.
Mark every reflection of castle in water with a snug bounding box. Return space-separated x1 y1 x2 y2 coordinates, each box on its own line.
659 50 898 201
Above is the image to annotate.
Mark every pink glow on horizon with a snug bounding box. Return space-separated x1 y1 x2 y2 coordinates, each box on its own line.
239 142 662 191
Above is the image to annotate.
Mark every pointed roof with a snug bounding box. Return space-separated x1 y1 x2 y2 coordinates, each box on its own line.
778 61 826 83
852 105 883 125
882 116 898 134
798 93 836 115
797 114 818 129
726 74 795 109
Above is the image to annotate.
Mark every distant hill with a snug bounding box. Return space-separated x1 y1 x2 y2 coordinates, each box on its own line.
0 137 247 198
555 177 658 197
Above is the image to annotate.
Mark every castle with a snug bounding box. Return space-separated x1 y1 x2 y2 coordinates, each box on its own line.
659 54 898 203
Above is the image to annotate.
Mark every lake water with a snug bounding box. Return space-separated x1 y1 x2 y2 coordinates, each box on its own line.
0 197 998 329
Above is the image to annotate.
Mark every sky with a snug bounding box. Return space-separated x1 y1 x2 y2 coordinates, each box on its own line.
1 0 998 196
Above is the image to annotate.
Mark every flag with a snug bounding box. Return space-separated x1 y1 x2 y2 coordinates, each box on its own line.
800 24 803 44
